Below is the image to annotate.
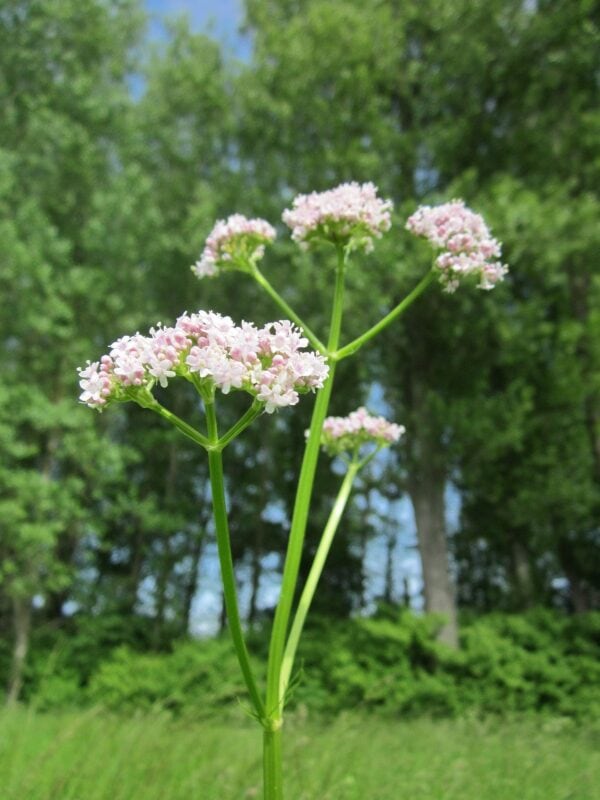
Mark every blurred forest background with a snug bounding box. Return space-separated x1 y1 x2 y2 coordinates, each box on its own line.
1 0 599 719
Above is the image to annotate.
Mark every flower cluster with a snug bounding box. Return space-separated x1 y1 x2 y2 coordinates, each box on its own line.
192 215 276 279
406 200 508 292
78 312 328 414
319 407 405 456
282 182 393 253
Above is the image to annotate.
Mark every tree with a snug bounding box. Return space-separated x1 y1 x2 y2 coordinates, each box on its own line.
239 0 600 636
453 179 600 611
0 0 149 698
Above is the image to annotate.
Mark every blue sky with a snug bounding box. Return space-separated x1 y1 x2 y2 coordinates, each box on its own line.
146 0 249 55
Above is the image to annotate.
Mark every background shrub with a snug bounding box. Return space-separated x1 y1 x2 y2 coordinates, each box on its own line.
16 609 600 719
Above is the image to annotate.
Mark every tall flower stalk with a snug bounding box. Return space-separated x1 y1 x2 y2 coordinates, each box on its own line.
78 183 506 799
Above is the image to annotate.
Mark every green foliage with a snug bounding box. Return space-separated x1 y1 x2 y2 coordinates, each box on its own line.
86 639 255 716
292 609 600 718
17 611 600 720
452 176 600 609
21 614 160 701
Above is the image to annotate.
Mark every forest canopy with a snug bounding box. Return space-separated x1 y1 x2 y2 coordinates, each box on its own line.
1 0 599 706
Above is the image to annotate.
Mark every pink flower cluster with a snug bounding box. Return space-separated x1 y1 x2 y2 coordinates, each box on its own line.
192 215 276 279
282 182 393 252
320 407 405 456
406 200 508 292
78 312 328 414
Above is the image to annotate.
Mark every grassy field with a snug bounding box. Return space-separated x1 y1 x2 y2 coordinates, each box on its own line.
0 708 598 800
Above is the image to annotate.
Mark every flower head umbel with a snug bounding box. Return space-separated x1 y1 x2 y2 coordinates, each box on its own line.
192 215 276 279
78 312 328 414
319 407 405 457
406 200 508 293
282 182 393 253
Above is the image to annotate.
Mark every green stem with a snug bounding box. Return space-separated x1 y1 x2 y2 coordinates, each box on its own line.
263 724 283 800
265 248 347 721
218 400 263 450
148 400 211 449
356 445 383 472
335 269 437 360
205 402 265 721
279 461 359 698
252 265 327 354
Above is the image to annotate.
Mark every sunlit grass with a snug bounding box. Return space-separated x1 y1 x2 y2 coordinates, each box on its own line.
0 708 597 799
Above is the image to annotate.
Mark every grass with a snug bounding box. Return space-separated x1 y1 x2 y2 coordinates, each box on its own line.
0 708 598 800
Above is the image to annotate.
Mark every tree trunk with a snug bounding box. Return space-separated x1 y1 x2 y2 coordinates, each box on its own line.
568 271 600 485
152 545 171 648
511 540 534 610
566 569 591 613
125 524 145 615
402 363 459 647
402 576 411 609
358 526 369 611
247 541 263 626
6 595 31 705
558 536 596 613
382 528 396 605
218 589 227 634
408 470 458 647
182 530 205 634
41 430 74 622
153 429 180 646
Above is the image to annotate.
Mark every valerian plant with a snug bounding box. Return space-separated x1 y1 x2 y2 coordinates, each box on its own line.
78 181 507 799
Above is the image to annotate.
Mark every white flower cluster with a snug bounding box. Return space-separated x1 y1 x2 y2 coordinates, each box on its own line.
320 407 405 456
192 215 276 279
282 182 393 252
406 200 508 292
78 312 328 414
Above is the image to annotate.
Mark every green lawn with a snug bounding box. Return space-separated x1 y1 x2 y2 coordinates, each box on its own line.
0 709 597 799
